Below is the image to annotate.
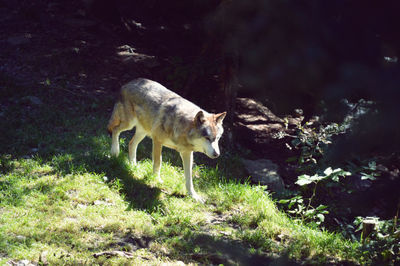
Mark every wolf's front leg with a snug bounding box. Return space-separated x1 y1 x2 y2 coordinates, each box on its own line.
152 139 163 182
111 131 120 157
180 151 204 203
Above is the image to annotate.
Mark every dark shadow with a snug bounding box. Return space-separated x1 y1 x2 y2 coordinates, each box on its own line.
0 154 15 175
0 168 58 208
51 142 164 212
177 233 300 266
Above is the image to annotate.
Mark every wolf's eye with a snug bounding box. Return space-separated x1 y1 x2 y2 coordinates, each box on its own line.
201 129 209 137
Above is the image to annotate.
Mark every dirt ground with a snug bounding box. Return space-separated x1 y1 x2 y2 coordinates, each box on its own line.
0 1 165 101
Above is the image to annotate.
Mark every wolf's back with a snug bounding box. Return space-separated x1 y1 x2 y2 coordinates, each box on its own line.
107 78 202 136
122 78 179 106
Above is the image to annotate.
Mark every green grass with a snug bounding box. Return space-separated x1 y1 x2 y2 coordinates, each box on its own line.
0 80 363 265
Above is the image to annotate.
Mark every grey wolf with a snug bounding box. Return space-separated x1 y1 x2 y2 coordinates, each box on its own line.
107 78 226 202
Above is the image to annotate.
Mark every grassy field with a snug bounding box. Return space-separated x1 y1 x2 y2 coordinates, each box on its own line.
0 80 362 265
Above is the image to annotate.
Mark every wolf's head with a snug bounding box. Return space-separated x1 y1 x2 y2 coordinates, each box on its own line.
191 110 227 159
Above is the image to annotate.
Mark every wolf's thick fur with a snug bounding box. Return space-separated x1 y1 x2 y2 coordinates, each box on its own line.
107 78 226 202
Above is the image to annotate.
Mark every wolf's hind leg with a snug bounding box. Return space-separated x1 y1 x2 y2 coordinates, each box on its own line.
111 121 134 157
152 139 163 181
128 127 146 165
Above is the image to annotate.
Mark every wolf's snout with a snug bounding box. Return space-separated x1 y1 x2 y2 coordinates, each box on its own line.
207 142 221 159
212 151 220 158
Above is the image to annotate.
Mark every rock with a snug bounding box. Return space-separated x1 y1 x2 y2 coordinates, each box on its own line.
236 123 285 143
242 159 285 192
236 98 284 123
234 97 301 162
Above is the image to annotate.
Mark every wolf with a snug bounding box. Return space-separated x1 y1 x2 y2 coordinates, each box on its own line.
107 78 226 202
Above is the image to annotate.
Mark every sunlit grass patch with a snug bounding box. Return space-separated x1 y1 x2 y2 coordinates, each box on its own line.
0 158 156 264
1 150 361 264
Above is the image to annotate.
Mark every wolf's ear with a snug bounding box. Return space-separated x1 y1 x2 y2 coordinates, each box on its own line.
215 112 227 124
194 111 206 126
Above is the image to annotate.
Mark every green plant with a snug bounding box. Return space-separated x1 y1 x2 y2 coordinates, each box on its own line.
279 195 328 226
360 161 380 181
279 167 351 226
286 99 373 169
287 121 346 169
354 213 400 264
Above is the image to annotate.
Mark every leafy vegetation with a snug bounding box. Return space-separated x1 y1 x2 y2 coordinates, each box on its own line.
354 215 400 263
277 105 400 264
279 167 350 226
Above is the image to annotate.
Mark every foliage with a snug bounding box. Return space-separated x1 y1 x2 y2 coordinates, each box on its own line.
348 160 381 182
279 99 398 264
279 168 350 226
286 119 346 172
296 167 351 186
354 215 400 264
278 195 328 227
286 99 375 171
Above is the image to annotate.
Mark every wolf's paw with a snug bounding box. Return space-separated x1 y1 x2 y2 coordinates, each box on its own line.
110 146 119 157
190 192 205 204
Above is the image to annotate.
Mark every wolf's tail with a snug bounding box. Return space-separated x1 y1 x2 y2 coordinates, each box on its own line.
107 102 122 137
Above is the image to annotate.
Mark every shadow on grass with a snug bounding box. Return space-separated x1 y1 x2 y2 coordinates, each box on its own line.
173 232 300 266
1 134 160 213
51 145 163 212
